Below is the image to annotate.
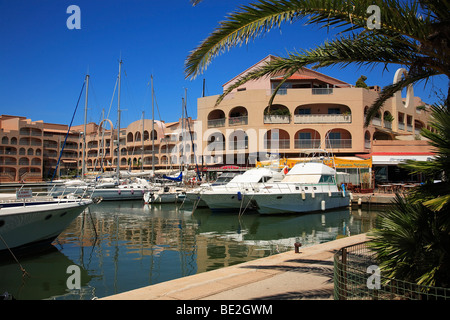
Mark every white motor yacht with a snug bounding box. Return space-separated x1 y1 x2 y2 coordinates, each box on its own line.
199 167 284 212
0 188 94 253
248 162 350 214
184 172 241 208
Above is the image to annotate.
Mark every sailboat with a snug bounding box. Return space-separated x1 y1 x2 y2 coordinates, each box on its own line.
143 90 195 204
83 60 152 201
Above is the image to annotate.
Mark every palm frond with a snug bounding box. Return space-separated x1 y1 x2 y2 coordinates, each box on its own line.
423 194 450 212
185 0 436 79
215 32 427 107
190 0 203 6
363 68 440 126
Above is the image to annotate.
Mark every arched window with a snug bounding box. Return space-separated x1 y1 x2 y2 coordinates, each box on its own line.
127 132 133 143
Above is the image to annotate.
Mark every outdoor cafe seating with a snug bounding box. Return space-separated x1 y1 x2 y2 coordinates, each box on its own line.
376 182 420 193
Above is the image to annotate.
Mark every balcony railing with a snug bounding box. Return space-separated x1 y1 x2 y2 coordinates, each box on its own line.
371 118 382 126
207 118 226 128
263 115 290 124
264 139 290 149
312 88 333 95
228 139 248 150
294 139 321 149
206 142 225 151
229 116 248 126
326 139 352 149
294 114 351 124
271 87 335 95
383 120 392 130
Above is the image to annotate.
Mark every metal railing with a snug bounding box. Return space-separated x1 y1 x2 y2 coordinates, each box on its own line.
294 114 351 124
334 241 450 300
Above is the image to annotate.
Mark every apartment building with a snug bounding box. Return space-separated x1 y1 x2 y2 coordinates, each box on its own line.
0 115 80 182
0 55 435 183
0 113 198 182
196 55 433 169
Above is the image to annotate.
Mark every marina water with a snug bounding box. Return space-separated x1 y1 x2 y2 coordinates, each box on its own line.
0 200 378 300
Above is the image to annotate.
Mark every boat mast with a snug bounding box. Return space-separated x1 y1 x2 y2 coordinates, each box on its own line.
116 59 122 183
82 73 89 179
151 75 155 174
181 96 185 173
141 111 144 172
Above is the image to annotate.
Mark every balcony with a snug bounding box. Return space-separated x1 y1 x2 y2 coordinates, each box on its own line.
294 139 321 149
207 118 226 128
407 124 413 132
264 139 290 149
271 87 334 95
294 114 351 124
312 88 333 95
383 120 392 130
325 139 352 149
228 139 248 150
229 116 248 126
263 115 290 124
371 117 382 126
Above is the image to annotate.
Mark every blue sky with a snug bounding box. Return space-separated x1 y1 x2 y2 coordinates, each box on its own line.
1 0 447 128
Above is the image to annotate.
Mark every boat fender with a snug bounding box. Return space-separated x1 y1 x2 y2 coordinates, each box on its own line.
328 190 332 197
341 184 346 197
311 190 315 199
237 191 242 201
321 200 326 211
118 189 121 195
131 189 134 195
301 191 306 200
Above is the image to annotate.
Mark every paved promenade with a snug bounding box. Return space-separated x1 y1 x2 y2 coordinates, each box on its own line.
102 233 368 300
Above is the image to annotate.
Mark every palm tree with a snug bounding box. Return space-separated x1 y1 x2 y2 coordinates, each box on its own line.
401 104 450 212
186 0 450 288
185 0 449 126
368 193 450 288
369 102 450 288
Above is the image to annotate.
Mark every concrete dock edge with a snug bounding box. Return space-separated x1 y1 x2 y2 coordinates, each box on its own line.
101 233 368 300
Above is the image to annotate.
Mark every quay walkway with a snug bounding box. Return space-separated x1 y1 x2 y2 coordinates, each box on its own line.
350 192 395 206
102 233 368 300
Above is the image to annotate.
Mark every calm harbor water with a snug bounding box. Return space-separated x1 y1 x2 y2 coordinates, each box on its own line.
0 200 379 300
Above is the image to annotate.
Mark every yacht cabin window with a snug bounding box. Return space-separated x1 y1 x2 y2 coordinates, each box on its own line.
319 175 335 183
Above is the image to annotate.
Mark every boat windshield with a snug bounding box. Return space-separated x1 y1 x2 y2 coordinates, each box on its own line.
319 175 335 183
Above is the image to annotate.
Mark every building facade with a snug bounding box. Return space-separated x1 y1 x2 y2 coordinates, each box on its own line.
0 55 435 183
0 115 81 182
0 114 198 182
196 55 434 167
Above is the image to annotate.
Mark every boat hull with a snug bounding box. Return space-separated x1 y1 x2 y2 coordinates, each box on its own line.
200 191 257 212
91 188 147 201
252 191 350 214
143 192 182 204
0 199 92 252
184 192 207 207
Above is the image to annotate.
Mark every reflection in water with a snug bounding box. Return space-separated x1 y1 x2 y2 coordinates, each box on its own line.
0 201 378 300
